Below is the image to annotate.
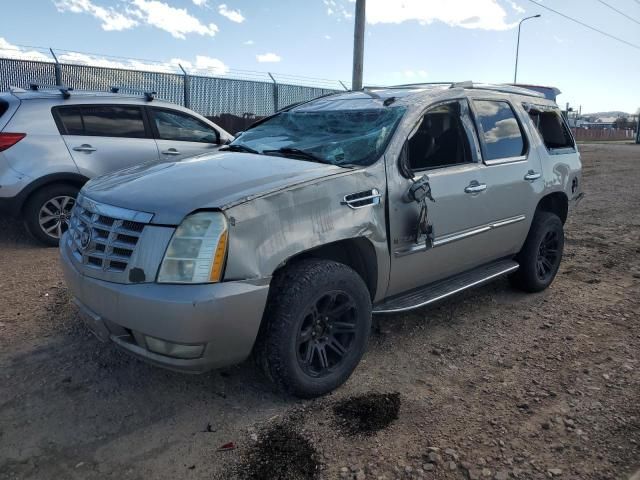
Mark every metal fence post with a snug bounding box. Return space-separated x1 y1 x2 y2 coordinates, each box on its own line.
268 72 278 112
179 64 190 109
50 48 62 86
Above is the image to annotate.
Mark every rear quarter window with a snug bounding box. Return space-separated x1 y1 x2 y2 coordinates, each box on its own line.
0 99 8 118
526 107 575 152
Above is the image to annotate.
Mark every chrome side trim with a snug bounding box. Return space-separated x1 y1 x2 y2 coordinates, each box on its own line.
433 225 491 247
484 155 527 166
374 263 519 314
77 194 154 224
394 214 526 256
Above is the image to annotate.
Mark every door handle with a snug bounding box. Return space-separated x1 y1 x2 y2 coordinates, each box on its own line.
524 170 541 181
162 148 181 156
72 144 96 153
464 182 487 194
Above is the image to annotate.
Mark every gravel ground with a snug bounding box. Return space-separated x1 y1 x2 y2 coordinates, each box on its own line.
1 143 639 480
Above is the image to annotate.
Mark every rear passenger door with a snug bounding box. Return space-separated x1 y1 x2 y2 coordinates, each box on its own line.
54 105 160 177
469 98 544 259
148 107 222 161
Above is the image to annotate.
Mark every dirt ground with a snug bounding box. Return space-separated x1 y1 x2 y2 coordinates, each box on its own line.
1 143 639 480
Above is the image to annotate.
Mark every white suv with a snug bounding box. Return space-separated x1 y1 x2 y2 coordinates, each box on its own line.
0 86 232 245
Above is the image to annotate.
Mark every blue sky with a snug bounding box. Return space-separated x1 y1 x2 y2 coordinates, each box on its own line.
1 0 639 113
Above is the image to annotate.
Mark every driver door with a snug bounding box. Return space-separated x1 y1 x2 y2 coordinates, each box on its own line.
148 107 222 161
385 99 494 297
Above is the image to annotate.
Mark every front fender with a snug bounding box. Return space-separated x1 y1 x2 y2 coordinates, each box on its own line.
223 162 390 301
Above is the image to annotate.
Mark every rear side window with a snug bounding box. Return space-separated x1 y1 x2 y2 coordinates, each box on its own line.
472 100 526 161
151 109 218 143
0 99 8 118
527 107 575 151
54 105 147 138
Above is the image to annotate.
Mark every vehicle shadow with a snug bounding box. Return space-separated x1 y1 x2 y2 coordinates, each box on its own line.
0 215 40 248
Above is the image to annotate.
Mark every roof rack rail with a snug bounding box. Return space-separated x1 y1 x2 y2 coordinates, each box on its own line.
28 83 74 99
382 81 548 99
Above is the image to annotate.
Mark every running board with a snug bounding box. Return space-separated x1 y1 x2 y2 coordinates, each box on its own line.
373 259 519 314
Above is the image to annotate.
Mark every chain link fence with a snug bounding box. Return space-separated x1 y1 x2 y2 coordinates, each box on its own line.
0 57 344 133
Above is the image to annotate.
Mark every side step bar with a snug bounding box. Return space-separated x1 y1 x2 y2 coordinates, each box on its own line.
373 259 519 314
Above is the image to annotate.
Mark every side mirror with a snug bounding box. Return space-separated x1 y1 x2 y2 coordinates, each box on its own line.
406 175 435 203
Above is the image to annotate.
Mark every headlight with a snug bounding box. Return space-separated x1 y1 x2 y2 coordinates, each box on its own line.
157 212 228 284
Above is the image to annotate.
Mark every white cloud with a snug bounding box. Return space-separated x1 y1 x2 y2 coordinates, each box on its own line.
508 1 525 14
54 0 139 31
0 38 52 62
218 4 245 23
324 34 332 40
243 40 254 45
484 118 521 143
0 37 229 77
192 0 207 6
129 0 218 39
327 0 516 30
256 52 281 63
53 0 218 39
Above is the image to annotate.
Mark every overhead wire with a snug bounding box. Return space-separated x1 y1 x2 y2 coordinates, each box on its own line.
525 0 640 50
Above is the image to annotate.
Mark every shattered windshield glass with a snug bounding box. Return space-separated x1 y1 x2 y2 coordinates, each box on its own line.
230 106 406 167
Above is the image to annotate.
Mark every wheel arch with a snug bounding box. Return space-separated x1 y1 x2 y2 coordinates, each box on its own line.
17 172 89 215
536 191 568 225
272 237 379 301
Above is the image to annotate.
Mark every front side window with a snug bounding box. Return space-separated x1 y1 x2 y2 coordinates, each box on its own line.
151 109 219 143
473 100 526 161
527 107 575 151
406 102 472 171
55 105 147 138
230 106 406 167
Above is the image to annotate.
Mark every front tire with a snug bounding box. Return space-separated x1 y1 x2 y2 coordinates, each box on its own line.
23 184 79 247
255 259 372 398
510 211 564 293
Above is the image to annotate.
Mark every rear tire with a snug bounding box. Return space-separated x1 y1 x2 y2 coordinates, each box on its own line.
23 184 79 247
510 211 564 293
255 259 372 398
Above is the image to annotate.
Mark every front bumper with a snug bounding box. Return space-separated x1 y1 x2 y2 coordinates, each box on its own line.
60 239 270 373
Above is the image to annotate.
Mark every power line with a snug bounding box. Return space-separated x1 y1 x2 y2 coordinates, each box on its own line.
596 0 640 25
525 0 640 50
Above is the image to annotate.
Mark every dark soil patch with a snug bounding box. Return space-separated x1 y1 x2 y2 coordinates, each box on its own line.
333 392 400 435
240 422 320 480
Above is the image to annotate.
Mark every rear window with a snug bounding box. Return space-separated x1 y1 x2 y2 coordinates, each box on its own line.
54 105 147 138
473 100 526 161
0 99 8 118
527 107 575 151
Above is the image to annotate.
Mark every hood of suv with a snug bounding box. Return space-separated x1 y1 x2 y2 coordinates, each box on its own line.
82 152 345 225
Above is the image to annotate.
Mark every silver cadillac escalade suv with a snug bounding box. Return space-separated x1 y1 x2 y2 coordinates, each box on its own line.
60 82 583 398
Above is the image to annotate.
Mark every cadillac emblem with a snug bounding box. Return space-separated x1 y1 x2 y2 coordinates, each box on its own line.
79 228 92 251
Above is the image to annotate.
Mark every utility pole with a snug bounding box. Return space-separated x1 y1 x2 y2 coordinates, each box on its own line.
514 14 541 84
352 0 366 90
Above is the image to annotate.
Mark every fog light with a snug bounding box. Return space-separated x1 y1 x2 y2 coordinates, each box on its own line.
145 336 205 359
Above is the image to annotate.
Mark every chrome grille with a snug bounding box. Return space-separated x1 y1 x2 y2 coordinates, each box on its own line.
67 195 151 273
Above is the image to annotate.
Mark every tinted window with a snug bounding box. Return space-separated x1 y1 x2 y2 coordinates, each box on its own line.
56 107 84 135
81 106 146 138
407 102 472 171
473 100 526 161
0 99 8 118
55 105 147 138
527 108 575 150
152 109 218 143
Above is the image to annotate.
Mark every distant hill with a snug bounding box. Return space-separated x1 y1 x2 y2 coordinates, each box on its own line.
583 111 630 118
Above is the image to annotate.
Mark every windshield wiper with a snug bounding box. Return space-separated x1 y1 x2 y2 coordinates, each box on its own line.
262 147 334 165
219 143 260 154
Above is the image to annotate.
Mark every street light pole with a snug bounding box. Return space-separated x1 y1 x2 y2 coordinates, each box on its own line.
514 14 541 84
352 0 366 90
